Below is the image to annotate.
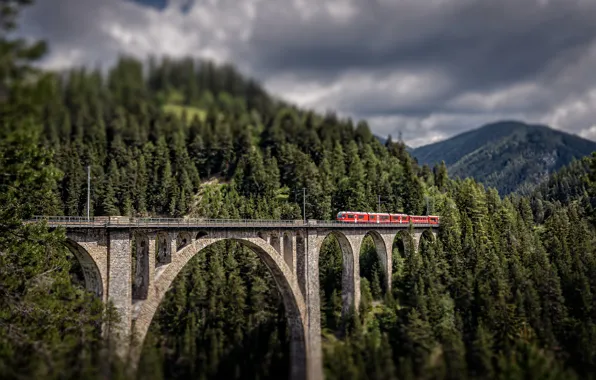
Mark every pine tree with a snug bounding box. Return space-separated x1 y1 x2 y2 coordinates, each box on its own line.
434 161 449 192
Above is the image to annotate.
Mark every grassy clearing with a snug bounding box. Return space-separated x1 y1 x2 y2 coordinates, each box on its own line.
163 104 207 122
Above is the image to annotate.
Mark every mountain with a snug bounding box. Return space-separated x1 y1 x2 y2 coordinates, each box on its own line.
410 120 596 195
374 134 387 145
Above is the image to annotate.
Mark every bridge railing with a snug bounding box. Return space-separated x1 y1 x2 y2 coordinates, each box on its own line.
27 216 439 229
28 216 307 227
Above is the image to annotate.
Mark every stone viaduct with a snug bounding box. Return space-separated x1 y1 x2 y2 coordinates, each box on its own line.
31 216 438 380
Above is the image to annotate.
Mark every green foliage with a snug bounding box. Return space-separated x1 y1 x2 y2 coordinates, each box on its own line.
162 104 207 122
140 242 289 380
319 235 344 332
0 58 121 380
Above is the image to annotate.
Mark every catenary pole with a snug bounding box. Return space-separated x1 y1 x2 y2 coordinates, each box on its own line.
87 165 90 220
303 188 306 222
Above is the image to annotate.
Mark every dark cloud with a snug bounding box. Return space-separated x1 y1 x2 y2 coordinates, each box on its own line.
248 1 594 77
14 0 596 146
245 0 596 109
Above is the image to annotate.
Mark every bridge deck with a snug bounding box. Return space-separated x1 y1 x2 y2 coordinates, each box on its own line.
27 216 439 229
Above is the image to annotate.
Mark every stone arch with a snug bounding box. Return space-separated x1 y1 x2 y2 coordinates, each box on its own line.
360 230 390 296
417 229 437 254
132 233 150 300
270 232 281 253
393 230 415 258
283 232 294 272
64 239 104 299
295 232 306 296
317 230 358 319
176 231 192 251
156 232 172 266
132 236 306 380
196 230 209 240
390 230 415 289
257 231 267 241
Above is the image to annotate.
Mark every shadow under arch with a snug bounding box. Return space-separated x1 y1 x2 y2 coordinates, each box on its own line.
64 239 104 299
283 232 294 272
360 230 389 295
132 236 306 380
196 230 209 240
418 228 437 255
393 229 415 259
176 231 192 251
317 230 357 322
156 232 172 266
390 230 416 301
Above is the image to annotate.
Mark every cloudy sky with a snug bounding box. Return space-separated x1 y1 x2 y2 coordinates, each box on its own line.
16 0 596 147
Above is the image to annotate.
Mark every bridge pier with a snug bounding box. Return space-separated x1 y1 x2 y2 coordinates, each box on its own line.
378 232 395 293
106 230 133 358
305 233 323 380
344 233 361 317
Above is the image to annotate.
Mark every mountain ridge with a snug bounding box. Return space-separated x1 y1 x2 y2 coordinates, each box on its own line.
410 120 596 195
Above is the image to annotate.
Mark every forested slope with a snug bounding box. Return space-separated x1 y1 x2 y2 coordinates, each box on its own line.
3 2 596 379
410 121 596 195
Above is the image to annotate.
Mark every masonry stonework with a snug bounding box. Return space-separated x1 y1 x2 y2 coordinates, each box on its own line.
63 225 437 380
65 229 108 301
107 229 132 358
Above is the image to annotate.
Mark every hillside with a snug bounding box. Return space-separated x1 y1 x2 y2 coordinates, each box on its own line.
410 121 596 195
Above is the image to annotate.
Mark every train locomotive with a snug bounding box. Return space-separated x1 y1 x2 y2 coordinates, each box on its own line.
336 211 439 225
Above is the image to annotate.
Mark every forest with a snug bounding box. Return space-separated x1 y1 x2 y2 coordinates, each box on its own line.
3 1 596 379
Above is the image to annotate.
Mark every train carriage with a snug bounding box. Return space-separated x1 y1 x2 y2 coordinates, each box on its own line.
336 211 369 223
428 215 440 225
336 211 440 225
390 213 409 224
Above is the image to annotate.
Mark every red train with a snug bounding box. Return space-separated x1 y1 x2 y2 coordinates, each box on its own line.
336 211 440 225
